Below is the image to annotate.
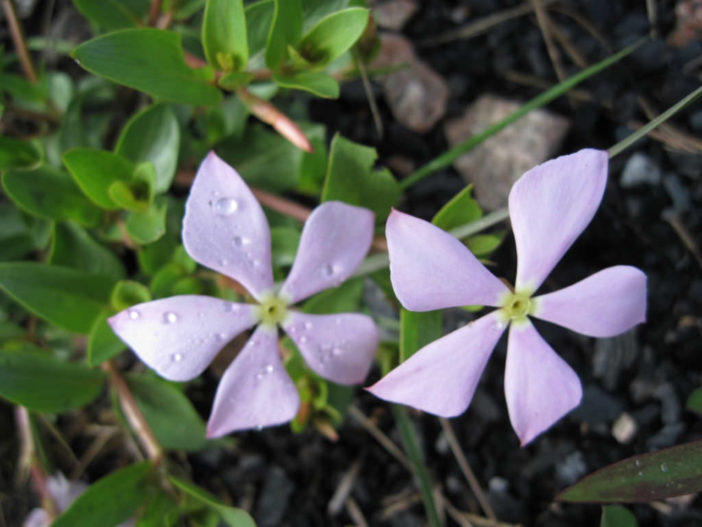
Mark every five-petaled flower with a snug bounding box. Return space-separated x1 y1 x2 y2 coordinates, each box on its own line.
367 149 647 445
109 152 379 437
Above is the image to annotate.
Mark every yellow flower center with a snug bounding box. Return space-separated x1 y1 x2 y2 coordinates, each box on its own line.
499 291 536 324
256 295 289 328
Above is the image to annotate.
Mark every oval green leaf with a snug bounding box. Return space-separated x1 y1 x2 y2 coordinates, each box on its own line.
170 476 256 527
296 7 368 65
114 103 180 193
558 440 702 503
126 196 168 244
128 374 207 451
265 0 302 69
273 71 339 98
0 262 115 333
0 136 42 170
2 166 102 227
601 505 637 527
0 346 105 412
202 0 249 71
73 0 140 31
62 148 135 210
50 222 125 281
53 462 153 527
72 29 222 105
88 312 126 367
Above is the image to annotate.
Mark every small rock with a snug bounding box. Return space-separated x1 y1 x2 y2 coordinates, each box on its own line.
620 152 662 187
663 174 691 212
371 34 449 133
647 422 685 449
653 382 681 424
612 412 638 444
555 451 588 485
570 385 623 423
372 0 418 31
444 95 570 210
254 467 294 527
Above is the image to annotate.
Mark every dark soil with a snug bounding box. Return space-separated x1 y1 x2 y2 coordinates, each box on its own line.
2 0 701 526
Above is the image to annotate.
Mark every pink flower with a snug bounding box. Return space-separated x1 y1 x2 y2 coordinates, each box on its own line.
109 152 378 437
367 149 647 445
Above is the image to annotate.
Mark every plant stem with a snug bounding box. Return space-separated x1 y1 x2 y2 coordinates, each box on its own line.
392 406 444 527
2 0 38 83
608 85 702 159
102 360 164 464
400 38 647 190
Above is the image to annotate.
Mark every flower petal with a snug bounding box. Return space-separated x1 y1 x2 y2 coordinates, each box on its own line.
108 296 257 382
534 266 647 337
367 312 505 417
281 311 378 385
206 326 300 437
279 201 374 304
504 321 582 446
386 210 508 310
510 149 608 292
182 152 273 300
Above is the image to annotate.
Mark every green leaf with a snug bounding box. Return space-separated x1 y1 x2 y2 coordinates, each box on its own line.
245 0 275 62
128 374 207 451
558 440 702 503
126 197 168 244
0 136 42 170
432 185 481 231
217 124 302 192
2 166 102 227
72 29 222 105
202 0 249 71
108 163 155 212
53 462 153 527
400 308 442 362
62 148 135 210
271 226 301 269
170 476 256 527
296 7 368 65
601 505 637 527
217 71 254 90
685 387 702 414
301 0 351 32
73 0 140 30
115 103 181 193
0 263 114 333
110 280 152 311
0 346 105 412
303 277 363 314
467 233 504 257
87 312 126 366
50 222 125 281
321 133 399 221
265 0 302 69
273 71 339 98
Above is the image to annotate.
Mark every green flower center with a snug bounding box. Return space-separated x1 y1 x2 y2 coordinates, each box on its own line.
500 292 535 323
256 295 289 327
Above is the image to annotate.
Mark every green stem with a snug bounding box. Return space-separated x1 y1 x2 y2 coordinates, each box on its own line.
400 37 647 190
392 405 443 527
608 85 702 158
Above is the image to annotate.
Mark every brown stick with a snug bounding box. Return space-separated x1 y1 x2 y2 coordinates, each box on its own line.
147 0 162 26
530 0 567 82
102 360 164 464
1 0 38 83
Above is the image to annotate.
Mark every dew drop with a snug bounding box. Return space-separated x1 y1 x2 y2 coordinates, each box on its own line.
638 471 644 477
233 236 249 248
128 309 141 320
214 332 227 341
332 346 343 356
660 463 668 472
198 312 205 319
635 460 641 467
300 335 308 344
322 263 335 278
304 321 313 330
214 197 238 215
255 364 274 380
219 258 229 266
171 353 183 362
163 311 178 324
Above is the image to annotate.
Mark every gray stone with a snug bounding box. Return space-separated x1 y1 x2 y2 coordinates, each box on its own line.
555 451 588 485
620 152 662 187
254 467 294 527
612 412 638 444
372 0 418 30
444 95 570 210
371 34 449 133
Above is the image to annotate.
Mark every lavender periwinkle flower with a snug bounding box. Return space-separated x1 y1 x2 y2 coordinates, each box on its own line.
110 152 379 437
367 149 647 445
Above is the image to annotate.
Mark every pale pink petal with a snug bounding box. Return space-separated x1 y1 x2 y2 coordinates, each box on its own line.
281 311 378 385
386 210 508 310
108 296 257 382
279 202 374 304
510 149 608 293
504 321 582 446
182 152 273 300
534 266 647 337
206 326 300 437
367 312 505 417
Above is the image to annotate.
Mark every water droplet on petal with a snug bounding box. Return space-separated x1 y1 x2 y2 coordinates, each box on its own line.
163 311 178 324
171 353 183 362
219 258 228 266
128 309 141 320
638 471 644 477
214 332 227 341
299 335 308 344
214 197 238 215
660 463 668 472
198 312 205 319
332 346 343 356
233 236 249 248
635 460 641 467
322 263 335 278
255 364 274 380
304 321 313 330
